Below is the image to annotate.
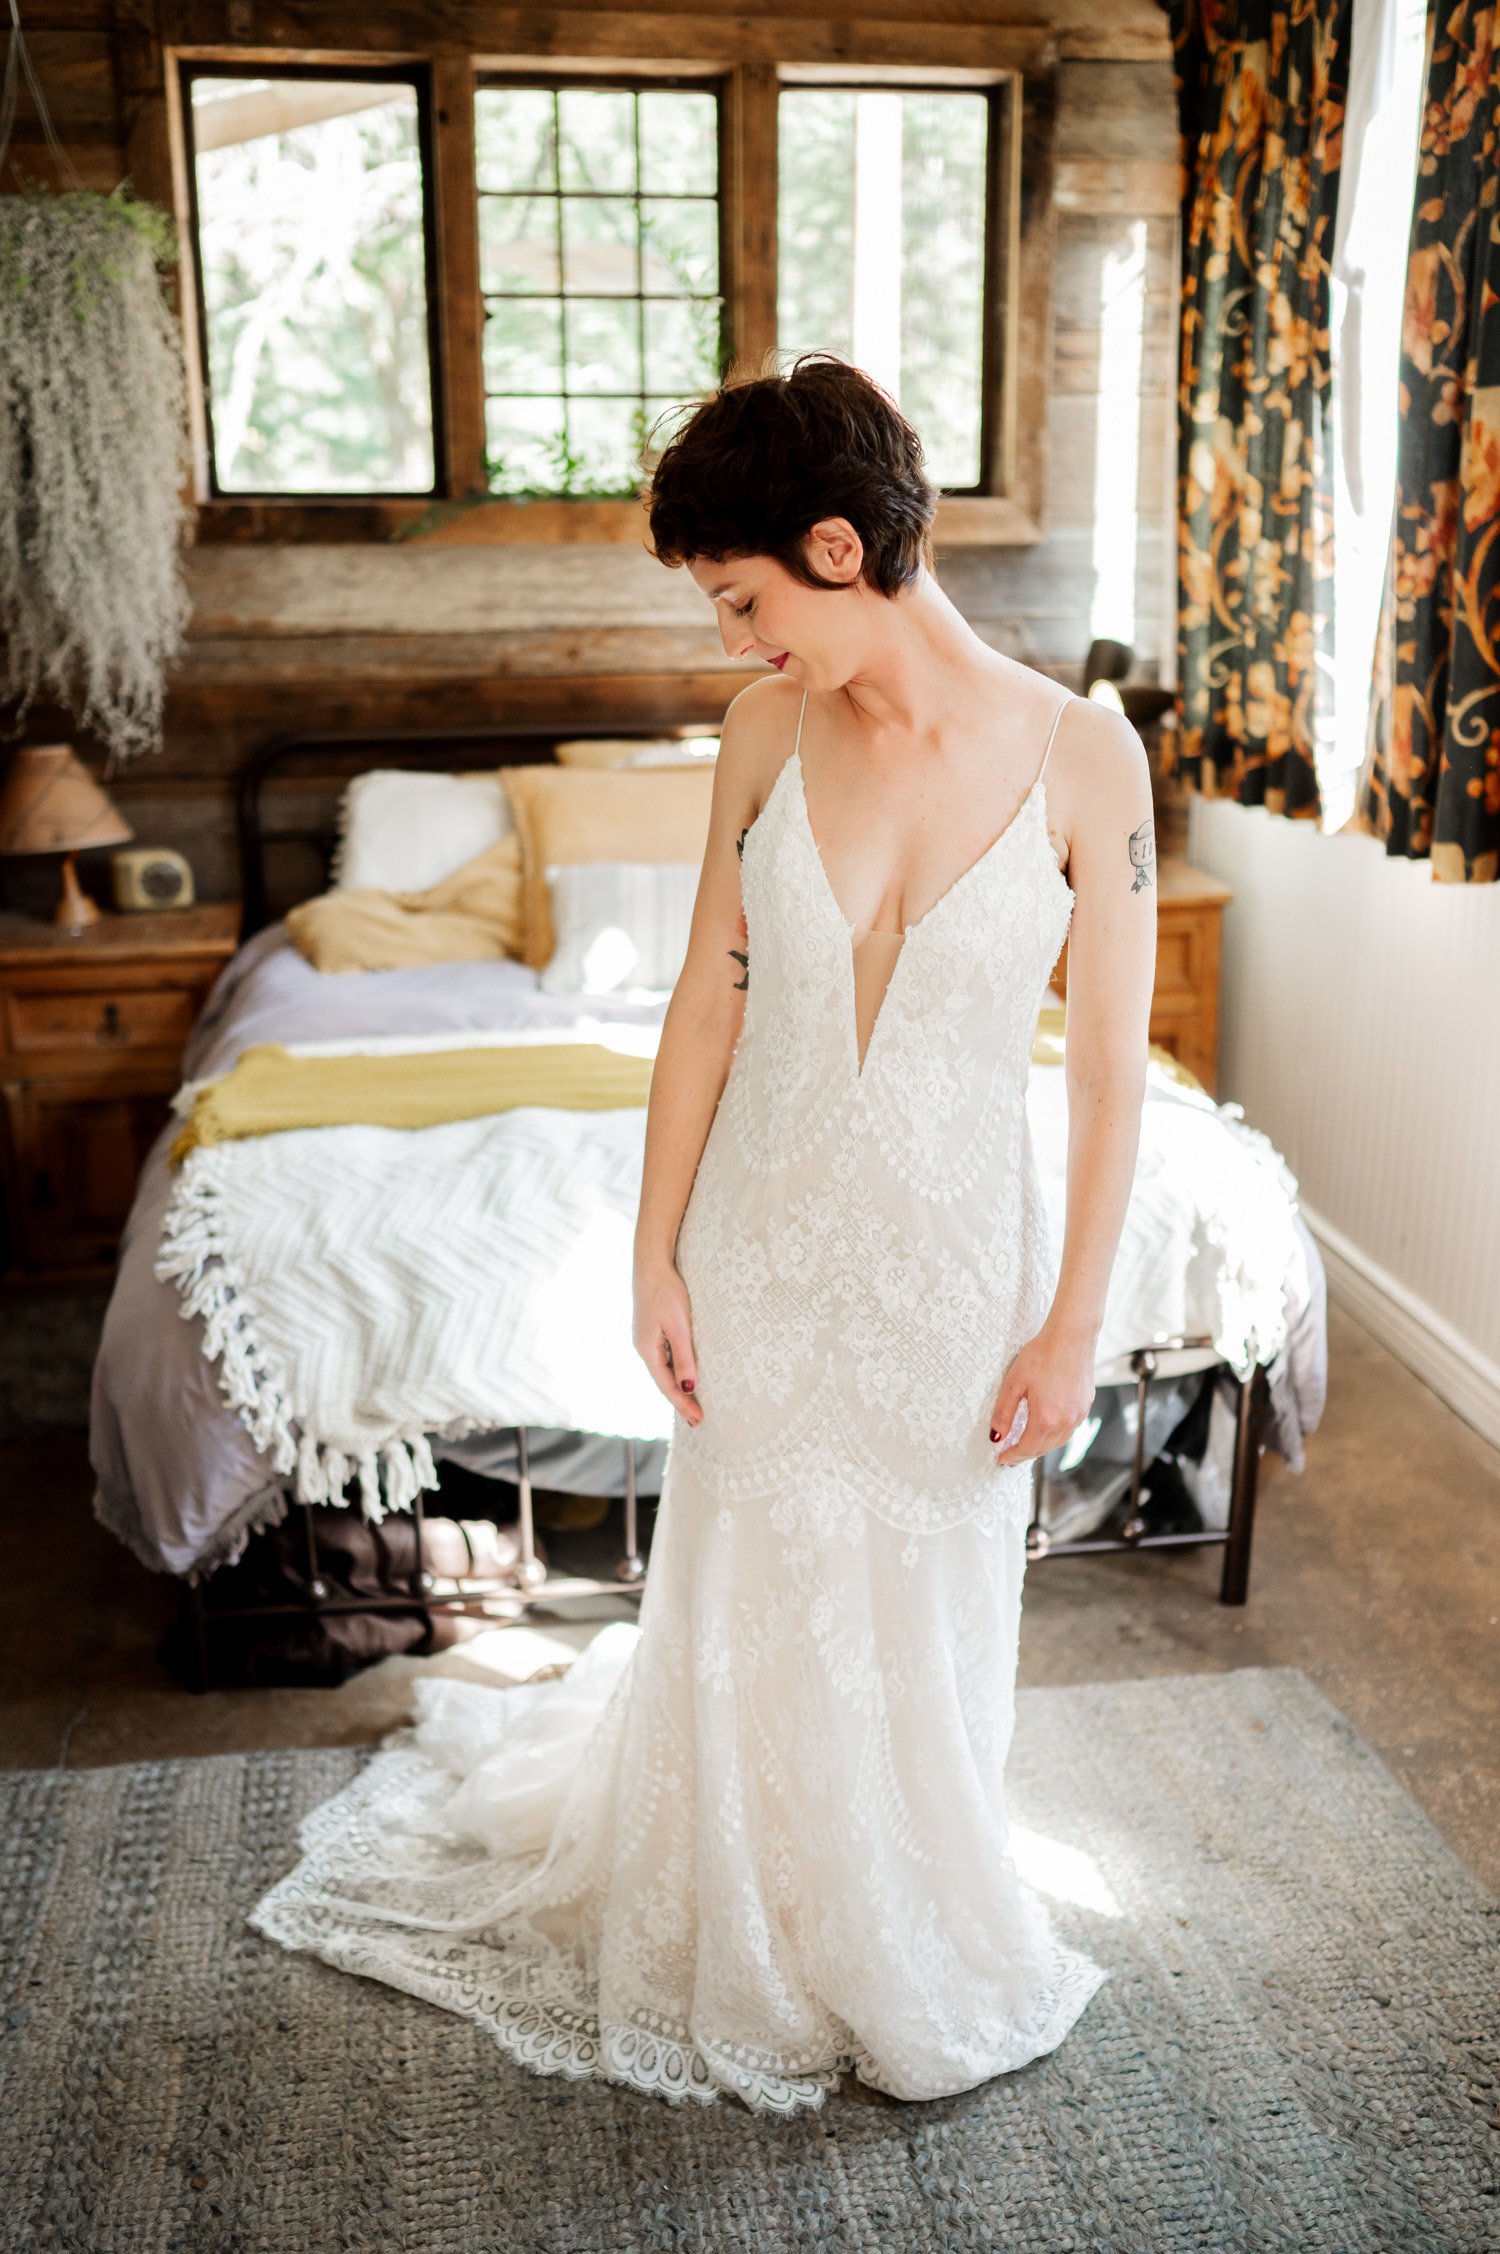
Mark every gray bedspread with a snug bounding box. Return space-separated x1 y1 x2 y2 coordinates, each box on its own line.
91 927 1327 1579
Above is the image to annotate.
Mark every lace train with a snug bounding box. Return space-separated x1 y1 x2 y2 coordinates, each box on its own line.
249 1454 1107 2113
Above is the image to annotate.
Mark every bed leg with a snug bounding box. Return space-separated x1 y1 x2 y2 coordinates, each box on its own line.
616 1439 645 1586
1121 1347 1157 1542
300 1502 329 1603
514 1428 546 1593
1220 1367 1263 1606
181 1578 210 1694
410 1486 435 1597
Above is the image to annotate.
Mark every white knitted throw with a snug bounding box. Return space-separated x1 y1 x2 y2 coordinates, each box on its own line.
155 1095 672 1522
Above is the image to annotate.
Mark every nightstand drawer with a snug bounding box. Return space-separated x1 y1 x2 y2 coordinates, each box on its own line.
1154 912 1212 1000
5 985 199 1056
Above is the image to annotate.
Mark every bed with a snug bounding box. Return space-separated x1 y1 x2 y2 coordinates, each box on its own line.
89 729 1327 1686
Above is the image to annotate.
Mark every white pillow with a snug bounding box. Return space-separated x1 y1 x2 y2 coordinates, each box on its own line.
332 769 513 894
551 735 719 770
539 862 700 996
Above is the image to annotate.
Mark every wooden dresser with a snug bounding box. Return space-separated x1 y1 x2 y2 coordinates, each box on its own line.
0 903 241 1281
1052 855 1235 1094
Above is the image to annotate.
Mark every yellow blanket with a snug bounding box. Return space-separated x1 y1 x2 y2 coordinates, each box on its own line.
172 1040 656 1163
172 1012 1203 1164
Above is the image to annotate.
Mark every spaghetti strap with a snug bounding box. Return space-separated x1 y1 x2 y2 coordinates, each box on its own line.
1036 691 1072 787
793 686 809 759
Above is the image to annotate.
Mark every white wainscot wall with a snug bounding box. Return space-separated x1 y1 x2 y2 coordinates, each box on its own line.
1188 793 1500 1449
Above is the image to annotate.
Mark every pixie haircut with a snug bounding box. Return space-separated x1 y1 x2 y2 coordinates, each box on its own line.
645 354 936 599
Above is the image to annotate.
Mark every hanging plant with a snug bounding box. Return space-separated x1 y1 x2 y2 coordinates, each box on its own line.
0 184 192 765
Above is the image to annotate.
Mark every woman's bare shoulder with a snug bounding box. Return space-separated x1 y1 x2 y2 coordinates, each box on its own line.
1052 692 1151 803
716 675 806 817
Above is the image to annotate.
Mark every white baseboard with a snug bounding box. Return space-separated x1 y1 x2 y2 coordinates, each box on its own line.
1299 1200 1500 1453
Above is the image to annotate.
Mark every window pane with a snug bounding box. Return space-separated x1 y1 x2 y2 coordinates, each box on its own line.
777 91 855 361
639 90 717 195
558 87 637 193
486 395 566 494
484 297 563 393
480 194 560 295
898 95 988 490
640 198 718 296
565 298 642 395
562 195 639 295
475 86 555 192
777 87 989 490
568 397 643 493
474 84 722 499
644 296 719 395
190 75 435 494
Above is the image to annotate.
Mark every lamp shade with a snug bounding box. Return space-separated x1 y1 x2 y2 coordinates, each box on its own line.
0 744 132 857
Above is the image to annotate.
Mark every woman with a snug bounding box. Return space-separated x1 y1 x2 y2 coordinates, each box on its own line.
250 357 1156 2115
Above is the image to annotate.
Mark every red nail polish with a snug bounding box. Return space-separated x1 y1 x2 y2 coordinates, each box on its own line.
989 1428 1000 1442
682 1378 695 1393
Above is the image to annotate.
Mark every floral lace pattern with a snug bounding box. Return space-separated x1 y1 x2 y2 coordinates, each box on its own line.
676 733 1075 1535
248 702 1108 2112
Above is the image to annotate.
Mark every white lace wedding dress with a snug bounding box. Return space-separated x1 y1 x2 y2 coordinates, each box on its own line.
248 688 1109 2113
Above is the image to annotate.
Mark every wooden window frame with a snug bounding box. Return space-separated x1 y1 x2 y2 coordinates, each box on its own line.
144 18 1057 549
178 58 447 504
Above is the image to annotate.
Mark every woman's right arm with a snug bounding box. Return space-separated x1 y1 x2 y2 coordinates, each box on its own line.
632 677 794 1426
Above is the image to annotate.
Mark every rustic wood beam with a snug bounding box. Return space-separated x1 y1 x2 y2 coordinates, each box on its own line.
721 61 778 377
430 54 488 497
159 10 1060 72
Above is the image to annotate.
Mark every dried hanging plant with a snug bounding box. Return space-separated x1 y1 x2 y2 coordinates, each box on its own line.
0 185 192 765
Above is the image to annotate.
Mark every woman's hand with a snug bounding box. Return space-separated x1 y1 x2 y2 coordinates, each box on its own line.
988 1316 1098 1466
633 1259 704 1427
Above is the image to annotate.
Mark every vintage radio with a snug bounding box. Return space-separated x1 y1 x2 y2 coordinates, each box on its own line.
111 846 196 911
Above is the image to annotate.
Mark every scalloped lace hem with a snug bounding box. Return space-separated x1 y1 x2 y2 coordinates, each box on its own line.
248 1871 1109 2117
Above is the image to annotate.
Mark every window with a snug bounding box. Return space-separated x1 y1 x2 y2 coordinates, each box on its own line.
778 87 994 492
474 81 723 498
171 34 1040 538
184 67 439 496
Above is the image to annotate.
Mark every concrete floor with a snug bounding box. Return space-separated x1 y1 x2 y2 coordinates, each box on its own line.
2 1298 1497 1895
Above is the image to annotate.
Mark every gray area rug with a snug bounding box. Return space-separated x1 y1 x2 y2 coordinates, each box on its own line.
1 1666 1495 2254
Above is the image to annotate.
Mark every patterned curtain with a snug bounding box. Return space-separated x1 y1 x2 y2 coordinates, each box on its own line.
1169 0 1352 817
1354 2 1500 883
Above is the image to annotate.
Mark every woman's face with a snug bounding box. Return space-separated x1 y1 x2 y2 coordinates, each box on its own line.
687 517 880 690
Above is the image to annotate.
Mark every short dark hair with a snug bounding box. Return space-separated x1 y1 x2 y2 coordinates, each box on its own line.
644 354 936 598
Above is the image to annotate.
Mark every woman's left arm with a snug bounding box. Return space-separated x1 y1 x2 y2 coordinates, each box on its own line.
990 702 1157 1465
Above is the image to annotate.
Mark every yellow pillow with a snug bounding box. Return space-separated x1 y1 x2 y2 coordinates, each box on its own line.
501 764 715 969
286 835 524 974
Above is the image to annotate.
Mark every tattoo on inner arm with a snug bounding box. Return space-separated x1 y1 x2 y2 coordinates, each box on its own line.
1128 817 1156 893
731 824 750 988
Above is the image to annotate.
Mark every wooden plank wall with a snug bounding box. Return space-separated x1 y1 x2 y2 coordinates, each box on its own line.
1 7 1178 903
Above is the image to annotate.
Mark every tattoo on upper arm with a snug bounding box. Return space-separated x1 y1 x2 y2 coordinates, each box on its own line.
1128 817 1156 893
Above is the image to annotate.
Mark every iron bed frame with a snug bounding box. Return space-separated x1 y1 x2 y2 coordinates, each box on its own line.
171 731 1272 1690
176 1349 1269 1692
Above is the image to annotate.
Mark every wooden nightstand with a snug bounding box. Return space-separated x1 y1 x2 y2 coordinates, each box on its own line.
1052 856 1235 1094
0 903 242 1280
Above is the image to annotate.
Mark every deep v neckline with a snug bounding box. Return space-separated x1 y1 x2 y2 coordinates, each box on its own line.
782 690 1069 1080
792 747 1046 945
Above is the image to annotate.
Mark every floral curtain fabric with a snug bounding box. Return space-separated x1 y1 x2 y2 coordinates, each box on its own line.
1355 2 1500 883
1169 0 1351 817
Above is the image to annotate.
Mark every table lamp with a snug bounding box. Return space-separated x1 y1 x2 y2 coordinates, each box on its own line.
0 743 133 932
